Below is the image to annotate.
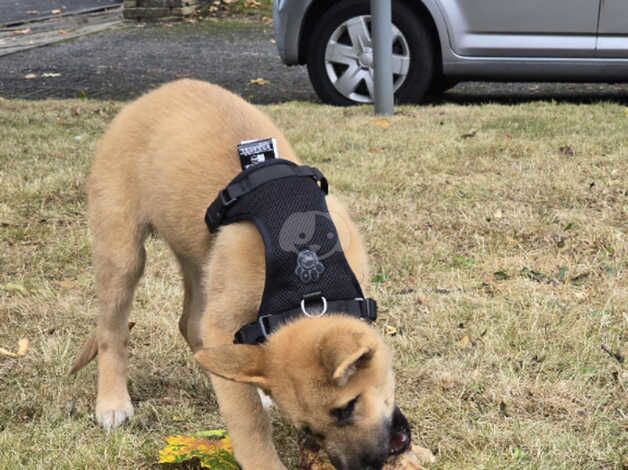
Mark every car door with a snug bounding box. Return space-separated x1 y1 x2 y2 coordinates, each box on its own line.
438 0 600 58
596 0 628 57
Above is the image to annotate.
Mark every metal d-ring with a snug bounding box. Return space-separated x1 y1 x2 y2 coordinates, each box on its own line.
301 296 328 317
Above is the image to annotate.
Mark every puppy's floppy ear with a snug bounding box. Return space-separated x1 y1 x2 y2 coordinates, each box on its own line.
319 332 376 387
194 345 269 388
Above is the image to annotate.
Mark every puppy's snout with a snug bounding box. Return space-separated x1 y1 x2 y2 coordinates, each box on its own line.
360 450 388 470
388 406 411 456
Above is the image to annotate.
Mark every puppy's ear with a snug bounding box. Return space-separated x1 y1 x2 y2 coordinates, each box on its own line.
319 332 376 387
194 345 269 388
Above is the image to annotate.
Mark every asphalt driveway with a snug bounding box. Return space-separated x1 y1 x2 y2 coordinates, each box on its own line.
0 0 120 25
0 19 627 104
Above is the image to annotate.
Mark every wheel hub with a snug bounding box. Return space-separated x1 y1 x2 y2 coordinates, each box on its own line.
324 15 410 104
358 47 373 69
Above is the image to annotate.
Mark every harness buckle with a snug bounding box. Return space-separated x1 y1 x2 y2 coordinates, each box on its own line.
300 294 328 317
258 314 272 339
219 188 236 207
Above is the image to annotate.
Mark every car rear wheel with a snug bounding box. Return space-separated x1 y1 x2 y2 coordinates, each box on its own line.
306 0 434 105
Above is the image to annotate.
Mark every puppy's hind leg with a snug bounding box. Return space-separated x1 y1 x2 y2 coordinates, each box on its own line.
177 256 206 353
90 200 147 430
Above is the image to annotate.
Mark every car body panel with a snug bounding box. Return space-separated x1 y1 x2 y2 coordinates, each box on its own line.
597 0 628 58
437 0 599 57
274 0 628 81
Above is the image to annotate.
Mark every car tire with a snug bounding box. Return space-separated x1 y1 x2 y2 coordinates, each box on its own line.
428 77 458 96
306 0 434 106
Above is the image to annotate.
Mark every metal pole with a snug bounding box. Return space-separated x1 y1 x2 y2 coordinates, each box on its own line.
371 0 394 115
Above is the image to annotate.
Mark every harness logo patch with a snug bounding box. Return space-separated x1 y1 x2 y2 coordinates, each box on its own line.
295 249 325 283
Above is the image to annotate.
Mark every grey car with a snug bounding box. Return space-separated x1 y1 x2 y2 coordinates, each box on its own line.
273 0 628 105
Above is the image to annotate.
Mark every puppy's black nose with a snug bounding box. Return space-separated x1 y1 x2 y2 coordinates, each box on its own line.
388 406 411 455
361 452 387 470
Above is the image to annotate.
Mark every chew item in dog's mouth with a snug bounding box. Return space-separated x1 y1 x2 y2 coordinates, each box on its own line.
299 439 435 470
389 407 412 455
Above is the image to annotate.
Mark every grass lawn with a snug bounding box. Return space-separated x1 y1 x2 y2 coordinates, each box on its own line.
0 96 626 469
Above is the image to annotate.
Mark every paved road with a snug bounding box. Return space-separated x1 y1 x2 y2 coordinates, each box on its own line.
0 19 626 104
0 0 120 25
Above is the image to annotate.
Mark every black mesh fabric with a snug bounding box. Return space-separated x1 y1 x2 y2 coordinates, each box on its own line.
217 159 365 317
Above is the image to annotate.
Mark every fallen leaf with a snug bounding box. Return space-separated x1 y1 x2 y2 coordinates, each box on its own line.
158 430 238 469
24 73 37 80
371 118 390 129
384 325 398 336
249 78 270 86
17 338 29 356
58 29 68 35
457 335 471 349
0 338 29 358
461 129 477 139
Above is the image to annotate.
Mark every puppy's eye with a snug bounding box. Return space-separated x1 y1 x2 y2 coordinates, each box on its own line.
330 395 360 424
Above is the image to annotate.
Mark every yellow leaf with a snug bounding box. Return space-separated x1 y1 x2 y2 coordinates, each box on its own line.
249 78 269 86
0 338 29 358
371 118 390 129
17 338 29 356
457 335 471 349
384 325 398 336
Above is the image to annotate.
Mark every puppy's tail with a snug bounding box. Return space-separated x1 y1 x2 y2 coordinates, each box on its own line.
68 322 135 376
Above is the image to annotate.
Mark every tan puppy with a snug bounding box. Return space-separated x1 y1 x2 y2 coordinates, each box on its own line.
71 80 410 470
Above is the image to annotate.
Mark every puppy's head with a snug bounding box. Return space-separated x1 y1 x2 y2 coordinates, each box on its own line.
195 316 410 470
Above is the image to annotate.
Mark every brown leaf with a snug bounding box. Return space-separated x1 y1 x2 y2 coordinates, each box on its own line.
371 118 390 129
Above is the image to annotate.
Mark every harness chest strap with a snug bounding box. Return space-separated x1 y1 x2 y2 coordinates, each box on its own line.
205 159 377 344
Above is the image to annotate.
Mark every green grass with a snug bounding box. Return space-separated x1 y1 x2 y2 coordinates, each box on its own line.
0 96 626 469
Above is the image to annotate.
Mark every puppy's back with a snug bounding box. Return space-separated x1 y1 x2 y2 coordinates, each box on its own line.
88 80 298 259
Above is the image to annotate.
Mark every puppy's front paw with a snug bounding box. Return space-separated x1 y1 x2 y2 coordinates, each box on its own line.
96 396 134 430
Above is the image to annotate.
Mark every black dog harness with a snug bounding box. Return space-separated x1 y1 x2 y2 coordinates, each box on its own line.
205 159 377 344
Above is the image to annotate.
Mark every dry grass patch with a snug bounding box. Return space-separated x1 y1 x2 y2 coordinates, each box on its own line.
0 97 626 469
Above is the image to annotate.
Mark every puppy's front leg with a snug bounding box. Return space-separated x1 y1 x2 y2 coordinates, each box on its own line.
211 374 285 470
200 330 286 470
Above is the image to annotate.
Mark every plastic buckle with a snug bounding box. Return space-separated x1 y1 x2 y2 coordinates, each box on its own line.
258 314 272 338
220 188 236 207
355 297 375 321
